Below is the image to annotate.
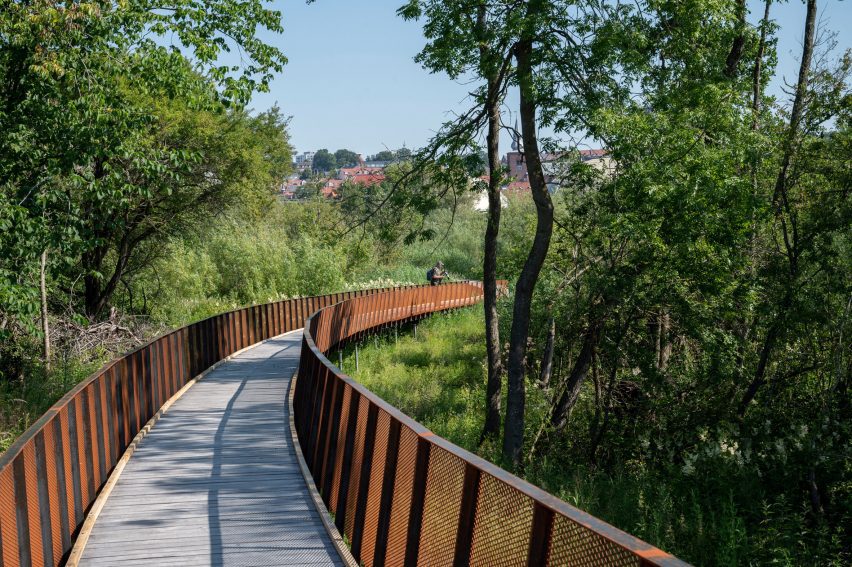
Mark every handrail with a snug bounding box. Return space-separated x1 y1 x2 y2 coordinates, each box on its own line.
0 284 419 567
294 281 690 566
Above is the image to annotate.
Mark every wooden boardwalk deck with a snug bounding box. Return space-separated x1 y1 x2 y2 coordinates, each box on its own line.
78 330 344 566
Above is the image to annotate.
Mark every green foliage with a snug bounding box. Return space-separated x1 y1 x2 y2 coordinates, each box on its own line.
312 148 336 172
117 200 489 328
334 149 360 168
1 0 288 330
397 1 848 562
0 0 293 445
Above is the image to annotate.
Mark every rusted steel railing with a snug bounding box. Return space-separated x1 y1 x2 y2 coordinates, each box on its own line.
294 281 689 566
0 284 418 567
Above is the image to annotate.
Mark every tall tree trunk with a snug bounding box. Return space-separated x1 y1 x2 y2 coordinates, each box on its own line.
751 0 772 131
503 16 554 467
648 313 661 368
40 249 50 373
739 297 786 415
83 246 106 319
83 230 137 320
772 0 816 211
741 0 816 415
480 7 505 441
588 356 619 464
742 0 773 379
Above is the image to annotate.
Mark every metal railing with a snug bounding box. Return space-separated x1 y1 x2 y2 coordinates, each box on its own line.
0 285 413 567
294 281 689 567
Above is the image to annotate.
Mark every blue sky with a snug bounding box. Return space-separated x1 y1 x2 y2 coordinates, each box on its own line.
251 1 851 156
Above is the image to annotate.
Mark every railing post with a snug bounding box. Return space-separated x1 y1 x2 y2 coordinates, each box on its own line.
309 367 334 478
321 380 346 503
453 463 482 567
350 403 379 558
404 436 432 566
373 418 401 567
334 390 361 534
304 363 327 471
527 502 555 566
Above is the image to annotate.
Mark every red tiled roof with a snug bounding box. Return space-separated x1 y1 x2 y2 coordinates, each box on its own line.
340 166 384 177
350 173 385 186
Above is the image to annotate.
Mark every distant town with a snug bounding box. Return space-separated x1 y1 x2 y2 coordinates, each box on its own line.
281 143 611 204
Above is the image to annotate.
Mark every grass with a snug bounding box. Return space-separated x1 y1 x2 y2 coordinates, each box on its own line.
0 355 106 454
340 309 489 450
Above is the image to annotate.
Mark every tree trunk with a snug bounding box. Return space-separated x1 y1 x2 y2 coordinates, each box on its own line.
480 11 505 441
648 313 661 368
741 0 816 415
550 321 600 436
724 0 747 77
739 310 783 416
772 0 816 211
83 230 137 320
503 18 555 467
83 246 107 319
808 467 823 516
751 0 772 131
588 357 619 464
40 249 50 373
539 317 555 388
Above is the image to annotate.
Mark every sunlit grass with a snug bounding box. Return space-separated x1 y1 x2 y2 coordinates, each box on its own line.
341 308 488 450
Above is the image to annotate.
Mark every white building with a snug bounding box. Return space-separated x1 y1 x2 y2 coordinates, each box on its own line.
294 151 315 166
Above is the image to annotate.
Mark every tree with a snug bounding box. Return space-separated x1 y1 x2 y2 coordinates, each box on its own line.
334 149 360 168
78 95 292 318
370 150 395 162
502 0 555 466
313 149 337 172
398 0 515 445
400 0 850 559
738 0 817 415
1 0 286 331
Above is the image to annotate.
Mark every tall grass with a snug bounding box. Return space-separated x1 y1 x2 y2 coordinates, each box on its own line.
341 309 488 449
0 351 105 453
339 306 844 566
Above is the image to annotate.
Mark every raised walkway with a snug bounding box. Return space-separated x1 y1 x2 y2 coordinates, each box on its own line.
78 330 343 566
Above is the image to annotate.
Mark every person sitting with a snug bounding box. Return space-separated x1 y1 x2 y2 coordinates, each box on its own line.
427 261 446 285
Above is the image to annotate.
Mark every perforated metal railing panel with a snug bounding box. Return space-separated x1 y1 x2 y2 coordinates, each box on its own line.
294 281 691 567
1 281 689 567
0 284 413 567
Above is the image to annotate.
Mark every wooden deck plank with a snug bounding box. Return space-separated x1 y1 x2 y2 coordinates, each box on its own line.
79 331 343 566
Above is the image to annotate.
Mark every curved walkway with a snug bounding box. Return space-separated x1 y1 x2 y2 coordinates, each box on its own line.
78 330 343 566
